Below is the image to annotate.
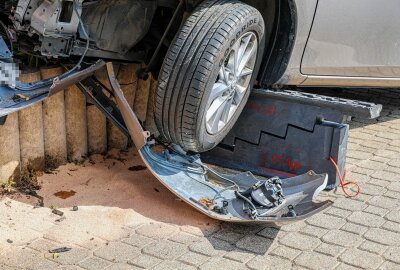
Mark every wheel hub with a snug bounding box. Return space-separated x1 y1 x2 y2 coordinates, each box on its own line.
205 32 258 135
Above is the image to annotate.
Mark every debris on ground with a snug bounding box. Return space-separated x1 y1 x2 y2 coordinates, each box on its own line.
106 149 127 164
51 209 64 216
23 187 44 209
72 205 78 211
45 157 61 172
6 239 13 244
49 247 72 253
81 178 93 186
34 198 44 208
24 189 38 196
44 169 56 174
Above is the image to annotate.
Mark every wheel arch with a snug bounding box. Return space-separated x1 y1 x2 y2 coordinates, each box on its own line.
142 0 297 84
245 0 297 87
192 0 298 86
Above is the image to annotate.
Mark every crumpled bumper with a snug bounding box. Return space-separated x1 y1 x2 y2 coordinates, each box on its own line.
139 144 332 223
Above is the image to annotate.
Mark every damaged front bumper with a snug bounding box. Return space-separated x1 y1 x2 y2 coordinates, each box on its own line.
105 62 333 223
139 145 332 223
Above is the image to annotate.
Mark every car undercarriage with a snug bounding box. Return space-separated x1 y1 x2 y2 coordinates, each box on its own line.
1 0 161 61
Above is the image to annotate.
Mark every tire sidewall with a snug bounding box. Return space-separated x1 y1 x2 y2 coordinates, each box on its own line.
196 12 265 151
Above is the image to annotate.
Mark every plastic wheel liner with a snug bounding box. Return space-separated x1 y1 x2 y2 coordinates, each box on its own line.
0 45 332 223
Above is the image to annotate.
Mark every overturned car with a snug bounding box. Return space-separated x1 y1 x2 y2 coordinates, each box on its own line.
0 0 382 222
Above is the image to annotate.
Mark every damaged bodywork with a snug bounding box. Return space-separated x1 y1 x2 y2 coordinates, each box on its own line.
104 62 332 222
0 54 333 222
7 0 156 60
0 0 384 223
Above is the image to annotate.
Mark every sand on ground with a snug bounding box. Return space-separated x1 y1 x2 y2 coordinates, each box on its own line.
6 148 217 229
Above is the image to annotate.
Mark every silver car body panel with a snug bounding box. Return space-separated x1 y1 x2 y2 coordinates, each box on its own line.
302 0 400 78
277 0 400 87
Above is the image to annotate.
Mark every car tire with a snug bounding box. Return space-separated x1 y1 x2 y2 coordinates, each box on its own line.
154 0 265 152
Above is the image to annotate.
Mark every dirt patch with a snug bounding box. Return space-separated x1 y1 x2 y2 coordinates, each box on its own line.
16 148 219 227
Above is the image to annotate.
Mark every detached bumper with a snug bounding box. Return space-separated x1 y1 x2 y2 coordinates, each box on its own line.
104 62 333 223
0 60 105 118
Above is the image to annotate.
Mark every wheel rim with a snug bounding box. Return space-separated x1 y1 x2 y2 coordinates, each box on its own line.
206 32 258 135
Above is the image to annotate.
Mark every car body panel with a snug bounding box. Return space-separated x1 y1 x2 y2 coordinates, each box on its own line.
302 0 400 78
275 0 400 88
4 0 400 87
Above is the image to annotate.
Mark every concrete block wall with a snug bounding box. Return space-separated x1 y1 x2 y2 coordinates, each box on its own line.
0 63 155 183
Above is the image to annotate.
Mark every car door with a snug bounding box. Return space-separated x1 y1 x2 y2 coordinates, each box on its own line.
301 0 400 78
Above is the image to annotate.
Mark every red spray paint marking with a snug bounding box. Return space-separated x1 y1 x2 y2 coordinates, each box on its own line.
264 105 276 116
272 154 284 166
270 154 302 172
247 102 276 117
285 158 302 171
247 101 261 112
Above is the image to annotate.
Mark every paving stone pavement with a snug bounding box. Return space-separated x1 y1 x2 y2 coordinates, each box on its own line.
1 89 400 269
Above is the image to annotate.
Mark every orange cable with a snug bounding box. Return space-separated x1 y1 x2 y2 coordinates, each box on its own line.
329 156 360 197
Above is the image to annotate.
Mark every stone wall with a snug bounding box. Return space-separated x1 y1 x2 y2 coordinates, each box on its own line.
0 63 156 183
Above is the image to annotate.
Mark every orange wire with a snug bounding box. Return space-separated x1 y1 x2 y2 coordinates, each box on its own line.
329 157 360 197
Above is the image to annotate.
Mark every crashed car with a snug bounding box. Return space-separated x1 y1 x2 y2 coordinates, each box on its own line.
0 0 384 222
